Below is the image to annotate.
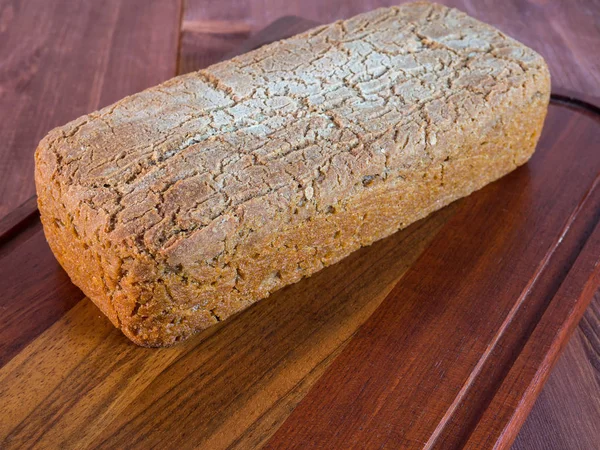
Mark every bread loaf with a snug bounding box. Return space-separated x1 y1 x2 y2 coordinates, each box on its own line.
35 2 550 346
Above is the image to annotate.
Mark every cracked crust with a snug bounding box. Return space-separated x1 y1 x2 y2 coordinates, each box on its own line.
34 2 550 346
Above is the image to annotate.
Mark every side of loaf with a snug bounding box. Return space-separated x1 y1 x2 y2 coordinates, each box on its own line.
35 2 550 346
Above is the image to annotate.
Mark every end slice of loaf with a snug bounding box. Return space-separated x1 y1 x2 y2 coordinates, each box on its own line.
35 2 550 346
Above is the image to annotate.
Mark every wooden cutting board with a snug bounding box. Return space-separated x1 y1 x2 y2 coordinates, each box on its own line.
1 17 600 450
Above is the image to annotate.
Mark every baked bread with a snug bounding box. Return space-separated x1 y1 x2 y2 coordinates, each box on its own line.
35 2 550 346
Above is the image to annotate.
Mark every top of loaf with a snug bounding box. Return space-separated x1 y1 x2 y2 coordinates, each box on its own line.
36 2 549 266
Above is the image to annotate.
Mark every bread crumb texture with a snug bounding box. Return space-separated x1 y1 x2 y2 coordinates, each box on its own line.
35 2 550 346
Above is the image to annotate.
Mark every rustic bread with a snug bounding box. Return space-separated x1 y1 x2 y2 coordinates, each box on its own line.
35 2 550 346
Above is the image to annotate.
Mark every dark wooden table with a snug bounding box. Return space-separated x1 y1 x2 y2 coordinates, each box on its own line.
1 1 599 448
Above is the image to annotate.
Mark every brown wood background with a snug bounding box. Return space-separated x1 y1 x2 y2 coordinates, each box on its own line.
0 0 599 448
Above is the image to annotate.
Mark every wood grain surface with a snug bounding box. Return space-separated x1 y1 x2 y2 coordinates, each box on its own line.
1 1 599 448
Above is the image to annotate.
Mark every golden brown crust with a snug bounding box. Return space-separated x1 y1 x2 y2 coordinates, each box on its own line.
34 2 550 346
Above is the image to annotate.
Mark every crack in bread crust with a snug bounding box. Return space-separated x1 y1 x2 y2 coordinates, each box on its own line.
34 2 550 346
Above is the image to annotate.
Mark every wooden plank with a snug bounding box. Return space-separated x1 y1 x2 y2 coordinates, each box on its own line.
0 0 182 365
0 0 182 219
265 102 600 448
0 196 38 245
